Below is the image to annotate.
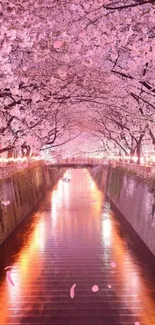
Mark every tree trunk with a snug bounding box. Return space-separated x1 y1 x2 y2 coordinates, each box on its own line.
21 143 31 157
136 130 146 164
0 146 14 154
26 145 31 157
136 144 141 164
130 148 135 163
7 149 14 159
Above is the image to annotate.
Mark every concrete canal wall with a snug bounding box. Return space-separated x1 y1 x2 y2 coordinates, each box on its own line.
92 165 155 256
0 164 64 246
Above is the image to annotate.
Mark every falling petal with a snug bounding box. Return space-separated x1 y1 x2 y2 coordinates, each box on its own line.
111 262 116 268
70 284 76 298
5 266 15 270
2 201 10 206
135 322 140 325
92 285 99 292
108 285 112 288
6 271 15 286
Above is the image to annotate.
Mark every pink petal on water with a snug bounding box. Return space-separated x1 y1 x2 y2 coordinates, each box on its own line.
111 262 116 268
6 271 15 286
2 201 10 206
92 285 99 292
70 284 76 298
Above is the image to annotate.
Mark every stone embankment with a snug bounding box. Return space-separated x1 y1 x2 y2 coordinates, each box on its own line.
92 164 155 256
0 162 64 246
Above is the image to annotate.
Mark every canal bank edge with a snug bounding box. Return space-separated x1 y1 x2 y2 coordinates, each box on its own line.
0 163 65 246
91 165 155 256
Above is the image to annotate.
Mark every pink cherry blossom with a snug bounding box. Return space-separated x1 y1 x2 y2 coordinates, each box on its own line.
53 40 63 49
0 0 154 158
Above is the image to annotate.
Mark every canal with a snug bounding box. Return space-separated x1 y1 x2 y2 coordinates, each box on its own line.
0 169 155 324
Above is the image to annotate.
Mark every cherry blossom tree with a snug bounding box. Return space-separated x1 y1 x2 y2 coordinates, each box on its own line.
92 105 150 162
0 0 155 159
0 85 81 156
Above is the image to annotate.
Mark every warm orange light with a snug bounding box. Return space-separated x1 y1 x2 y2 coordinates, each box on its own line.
0 156 43 164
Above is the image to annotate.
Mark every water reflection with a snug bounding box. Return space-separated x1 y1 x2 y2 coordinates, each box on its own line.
102 219 112 246
0 209 49 323
101 200 155 324
0 168 154 324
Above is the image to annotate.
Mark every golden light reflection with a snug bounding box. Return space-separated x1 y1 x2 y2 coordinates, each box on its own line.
51 190 58 228
7 267 21 301
0 212 47 323
62 170 71 206
62 182 69 208
102 219 112 246
34 219 45 252
103 207 155 323
51 178 64 227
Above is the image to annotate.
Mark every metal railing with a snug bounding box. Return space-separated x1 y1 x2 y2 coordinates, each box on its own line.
59 158 103 164
1 157 155 180
0 159 43 179
110 161 155 178
0 157 99 178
